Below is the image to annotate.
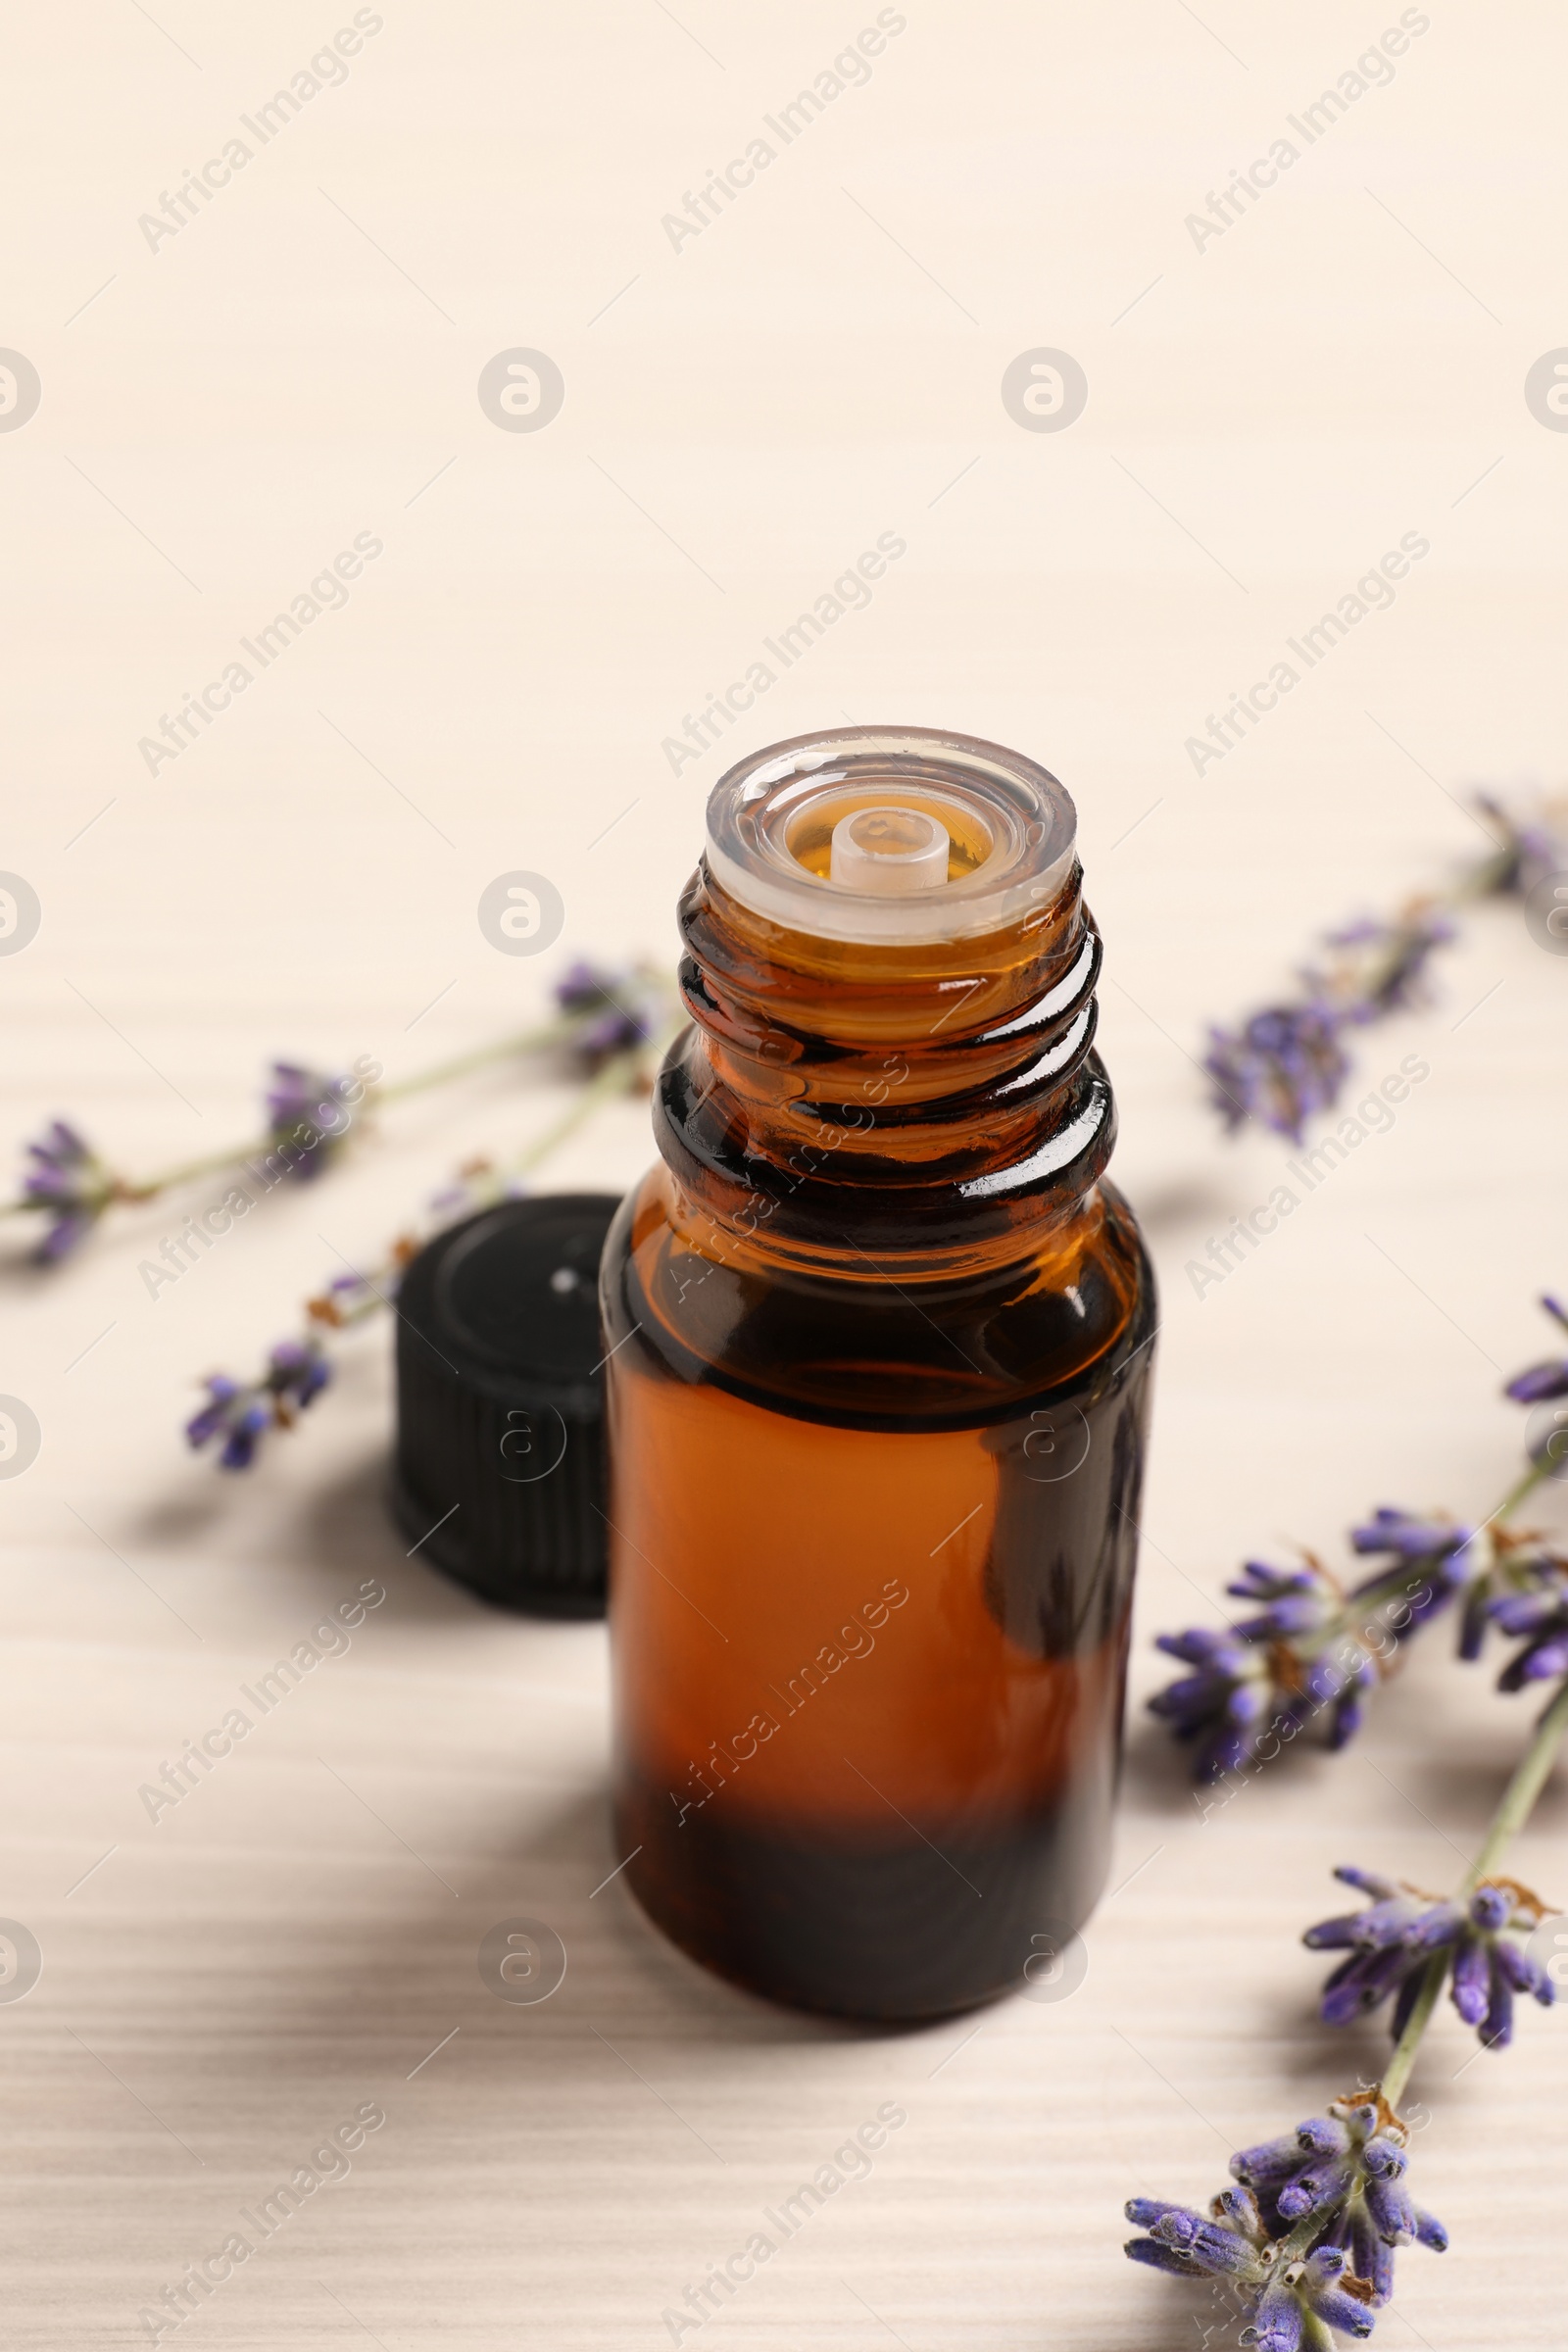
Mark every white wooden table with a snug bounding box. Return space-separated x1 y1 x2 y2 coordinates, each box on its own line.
3 4 1565 2342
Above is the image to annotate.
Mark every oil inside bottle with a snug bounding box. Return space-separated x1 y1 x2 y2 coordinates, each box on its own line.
602 726 1156 2021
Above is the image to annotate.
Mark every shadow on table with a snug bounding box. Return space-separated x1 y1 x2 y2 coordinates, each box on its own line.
126 1445 523 1625
1117 1715 1231 1820
269 1449 928 2059
167 1445 1199 2083
295 1446 484 1624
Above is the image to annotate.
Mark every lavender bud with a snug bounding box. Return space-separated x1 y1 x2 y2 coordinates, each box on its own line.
1277 2158 1352 2219
1483 1963 1515 2048
1494 1939 1551 2002
1364 2174 1417 2242
1412 2204 1448 2252
1310 2287 1375 2339
1295 2117 1350 2157
1334 1866 1398 1899
1124 2234 1200 2277
1351 2207 1396 2303
1232 2134 1310 2186
1469 1885 1512 1933
1211 2184 1262 2233
1302 1913 1365 1952
1451 1936 1492 2025
1360 2135 1406 2181
1124 2196 1186 2227
1241 2284 1304 2352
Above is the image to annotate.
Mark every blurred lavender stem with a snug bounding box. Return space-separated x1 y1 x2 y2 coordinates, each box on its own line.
7 980 663 1262
1484 1455 1553 1527
368 1010 584 1105
317 1040 659 1335
97 1012 581 1195
188 1021 677 1467
0 1140 247 1215
116 1013 584 1187
1203 792 1566 1143
1382 1672 1568 2108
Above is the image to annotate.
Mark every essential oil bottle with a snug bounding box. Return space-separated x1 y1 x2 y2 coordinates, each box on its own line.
600 726 1155 2022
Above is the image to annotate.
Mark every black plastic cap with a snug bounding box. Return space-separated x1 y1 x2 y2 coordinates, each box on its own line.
388 1194 622 1618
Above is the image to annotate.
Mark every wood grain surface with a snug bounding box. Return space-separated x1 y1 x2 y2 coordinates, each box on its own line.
3 4 1565 2345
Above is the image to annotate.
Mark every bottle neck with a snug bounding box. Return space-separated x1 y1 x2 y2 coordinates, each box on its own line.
653 859 1115 1278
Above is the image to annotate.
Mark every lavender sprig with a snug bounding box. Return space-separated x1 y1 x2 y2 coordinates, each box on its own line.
17 1119 132 1262
262 1063 367 1182
1150 1529 1471 1784
2 1067 379 1265
1127 1674 1568 2343
186 983 675 1472
1127 2093 1440 2339
186 1341 331 1470
1152 1298 1566 1781
1204 793 1566 1141
1304 1868 1555 2049
1204 1005 1352 1149
5 960 668 1264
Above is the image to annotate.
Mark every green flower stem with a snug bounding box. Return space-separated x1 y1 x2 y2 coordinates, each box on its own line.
150 1014 588 1183
1269 1462 1555 1711
370 1013 581 1105
1278 2210 1334 2266
1381 1672 1568 2112
1378 1955 1448 2116
496 1041 655 1178
0 1144 248 1216
121 1146 277 1198
1465 1674 1568 1886
1481 1456 1552 1532
6 1009 616 1228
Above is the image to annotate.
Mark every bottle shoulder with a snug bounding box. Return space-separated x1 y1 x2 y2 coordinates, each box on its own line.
601 1165 1154 1433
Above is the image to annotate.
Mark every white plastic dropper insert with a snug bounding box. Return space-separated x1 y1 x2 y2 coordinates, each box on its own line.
829 805 950 895
705 725 1077 947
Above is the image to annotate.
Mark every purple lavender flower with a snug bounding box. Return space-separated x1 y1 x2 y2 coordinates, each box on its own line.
1124 2183 1271 2284
1203 1004 1350 1144
1504 1295 1568 1405
1151 1558 1399 1781
554 960 659 1070
1229 2095 1446 2306
1489 1579 1568 1691
1304 1868 1554 2050
1127 2096 1444 2332
1346 1510 1475 1642
1472 794 1564 900
1456 1526 1568 1677
265 1063 365 1181
305 1267 382 1331
1303 1869 1451 2039
19 1119 123 1261
1147 1624 1277 1782
1228 1559 1382 1748
1317 907 1456 1020
1204 799 1564 1140
186 1340 331 1470
1348 1509 1476 1577
185 1376 270 1471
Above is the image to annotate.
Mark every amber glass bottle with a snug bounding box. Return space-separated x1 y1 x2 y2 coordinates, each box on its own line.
601 727 1154 2022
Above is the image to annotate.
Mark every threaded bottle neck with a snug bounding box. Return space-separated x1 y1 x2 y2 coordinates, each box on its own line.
656 862 1111 1274
650 728 1117 1276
